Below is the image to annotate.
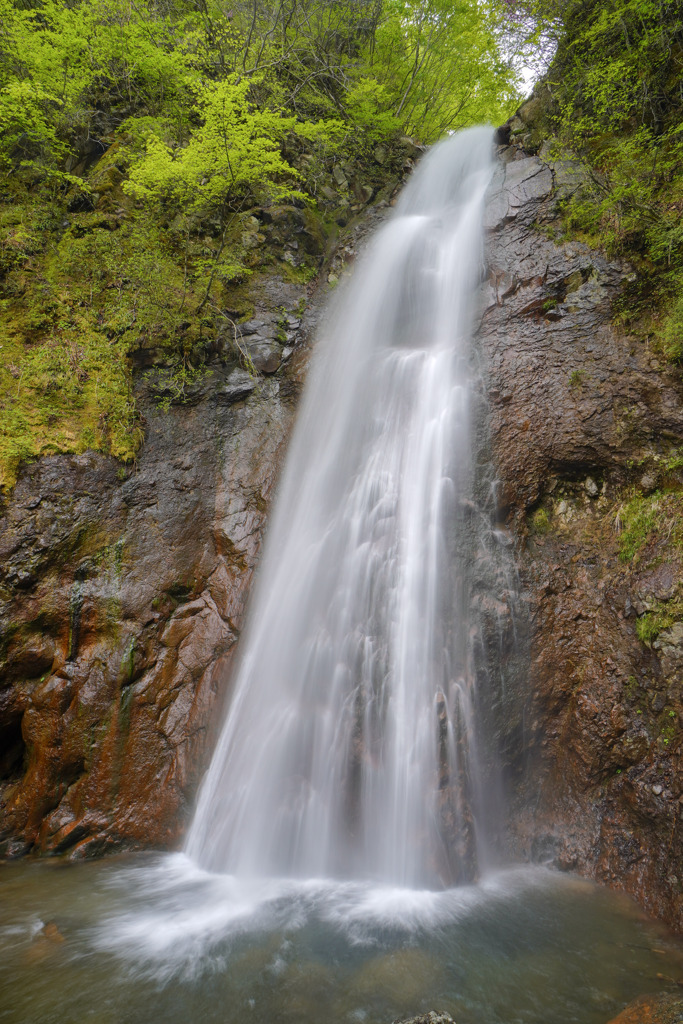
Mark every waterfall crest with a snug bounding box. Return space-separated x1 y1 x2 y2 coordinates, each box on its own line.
187 127 496 888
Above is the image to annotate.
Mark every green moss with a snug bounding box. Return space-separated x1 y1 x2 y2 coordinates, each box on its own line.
530 507 551 535
624 674 639 700
616 491 683 563
656 708 679 749
278 259 319 285
659 291 683 363
120 636 136 686
0 188 222 489
0 621 22 663
636 612 669 645
0 297 143 489
636 599 683 645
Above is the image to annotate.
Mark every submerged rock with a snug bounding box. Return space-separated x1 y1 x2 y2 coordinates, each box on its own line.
606 993 683 1024
355 950 443 1005
393 1013 456 1024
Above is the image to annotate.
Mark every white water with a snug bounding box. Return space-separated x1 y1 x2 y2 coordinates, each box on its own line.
187 127 496 889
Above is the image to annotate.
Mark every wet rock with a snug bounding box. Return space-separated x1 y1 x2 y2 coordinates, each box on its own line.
332 165 348 188
480 144 683 932
213 368 258 405
244 338 281 374
606 993 683 1024
24 920 67 965
39 921 64 943
258 205 326 256
640 471 659 495
393 1014 456 1024
399 136 425 160
241 230 264 249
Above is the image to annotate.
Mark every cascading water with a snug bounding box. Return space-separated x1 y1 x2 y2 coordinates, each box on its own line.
187 127 498 888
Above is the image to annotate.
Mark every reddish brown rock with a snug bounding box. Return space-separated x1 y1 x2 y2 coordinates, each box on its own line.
606 993 683 1024
0 274 310 858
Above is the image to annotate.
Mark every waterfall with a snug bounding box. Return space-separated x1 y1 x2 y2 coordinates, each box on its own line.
187 127 498 889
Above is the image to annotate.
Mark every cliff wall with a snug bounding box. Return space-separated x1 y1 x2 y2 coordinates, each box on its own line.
0 271 311 857
483 139 683 931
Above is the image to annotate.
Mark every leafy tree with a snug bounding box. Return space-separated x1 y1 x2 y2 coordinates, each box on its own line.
369 0 522 140
124 77 305 211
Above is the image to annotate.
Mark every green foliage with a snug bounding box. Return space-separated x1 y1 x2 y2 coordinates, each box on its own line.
370 0 522 141
1 0 522 178
0 0 195 179
548 0 682 135
0 0 525 489
344 78 401 142
122 75 334 226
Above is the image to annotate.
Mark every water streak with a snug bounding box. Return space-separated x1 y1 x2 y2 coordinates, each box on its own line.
187 127 497 887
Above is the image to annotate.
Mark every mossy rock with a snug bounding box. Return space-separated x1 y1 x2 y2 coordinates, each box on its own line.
258 205 327 256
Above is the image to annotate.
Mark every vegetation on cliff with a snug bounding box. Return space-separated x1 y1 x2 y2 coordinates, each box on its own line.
510 0 683 658
519 0 683 356
0 0 524 489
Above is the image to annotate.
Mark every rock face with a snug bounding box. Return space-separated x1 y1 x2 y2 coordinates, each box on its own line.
481 146 683 931
0 274 309 857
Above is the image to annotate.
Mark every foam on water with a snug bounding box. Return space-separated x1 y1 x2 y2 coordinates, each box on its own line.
90 855 595 979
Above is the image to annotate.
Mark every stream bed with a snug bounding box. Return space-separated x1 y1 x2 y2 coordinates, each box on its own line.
0 855 681 1024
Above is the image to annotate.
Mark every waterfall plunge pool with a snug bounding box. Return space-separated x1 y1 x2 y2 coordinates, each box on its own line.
1 855 681 1024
